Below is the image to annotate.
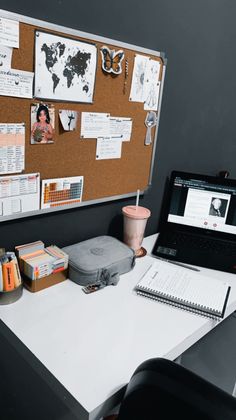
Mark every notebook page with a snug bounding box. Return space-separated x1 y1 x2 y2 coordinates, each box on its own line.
137 261 229 312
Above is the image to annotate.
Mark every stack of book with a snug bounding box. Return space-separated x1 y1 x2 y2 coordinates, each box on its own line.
0 251 22 292
15 241 69 281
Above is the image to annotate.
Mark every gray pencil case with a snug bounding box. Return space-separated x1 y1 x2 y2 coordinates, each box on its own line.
62 235 136 288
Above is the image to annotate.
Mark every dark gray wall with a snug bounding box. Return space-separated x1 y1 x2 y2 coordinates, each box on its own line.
0 0 235 249
0 2 235 418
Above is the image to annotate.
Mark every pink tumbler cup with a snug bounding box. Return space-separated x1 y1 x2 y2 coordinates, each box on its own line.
122 205 151 257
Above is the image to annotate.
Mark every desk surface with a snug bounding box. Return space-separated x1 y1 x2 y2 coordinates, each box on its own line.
1 234 236 419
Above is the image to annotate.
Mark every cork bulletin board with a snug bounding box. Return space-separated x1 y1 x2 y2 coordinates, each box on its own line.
0 9 167 221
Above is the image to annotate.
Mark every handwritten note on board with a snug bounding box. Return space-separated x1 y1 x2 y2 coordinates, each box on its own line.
0 17 19 48
96 137 122 160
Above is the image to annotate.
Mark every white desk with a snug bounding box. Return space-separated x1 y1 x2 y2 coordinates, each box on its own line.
1 234 236 419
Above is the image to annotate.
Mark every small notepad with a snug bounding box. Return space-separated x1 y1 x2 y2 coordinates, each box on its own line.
135 260 231 319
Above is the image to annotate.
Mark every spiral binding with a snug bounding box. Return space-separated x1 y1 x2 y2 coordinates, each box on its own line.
136 288 221 321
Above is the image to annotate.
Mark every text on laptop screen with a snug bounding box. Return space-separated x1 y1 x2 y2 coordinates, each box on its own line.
168 176 236 234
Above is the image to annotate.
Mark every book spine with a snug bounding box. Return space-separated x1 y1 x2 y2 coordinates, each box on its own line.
53 267 65 274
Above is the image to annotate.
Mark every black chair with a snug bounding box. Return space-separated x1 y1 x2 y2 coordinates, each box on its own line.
116 358 236 420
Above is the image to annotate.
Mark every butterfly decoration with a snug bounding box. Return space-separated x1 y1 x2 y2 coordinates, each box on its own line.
100 46 124 75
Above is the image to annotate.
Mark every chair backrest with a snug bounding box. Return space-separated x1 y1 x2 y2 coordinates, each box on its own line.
117 358 236 420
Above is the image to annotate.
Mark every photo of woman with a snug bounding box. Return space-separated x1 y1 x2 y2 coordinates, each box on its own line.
31 103 55 144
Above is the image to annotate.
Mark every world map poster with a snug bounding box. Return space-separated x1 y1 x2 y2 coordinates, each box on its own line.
34 31 97 102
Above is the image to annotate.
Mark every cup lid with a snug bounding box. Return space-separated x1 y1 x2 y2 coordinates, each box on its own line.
122 205 151 219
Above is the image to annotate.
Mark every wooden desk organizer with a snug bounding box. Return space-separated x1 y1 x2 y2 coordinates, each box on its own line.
23 269 68 293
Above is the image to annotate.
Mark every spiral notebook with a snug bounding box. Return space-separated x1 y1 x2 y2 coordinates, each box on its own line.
135 260 231 319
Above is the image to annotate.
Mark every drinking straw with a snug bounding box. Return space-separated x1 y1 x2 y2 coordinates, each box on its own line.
135 189 140 209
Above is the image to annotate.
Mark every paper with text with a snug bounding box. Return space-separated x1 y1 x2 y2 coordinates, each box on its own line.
110 117 132 142
0 17 19 48
96 137 122 160
0 69 34 98
41 176 84 209
0 173 40 217
0 45 12 69
0 123 25 174
137 260 230 315
81 112 110 138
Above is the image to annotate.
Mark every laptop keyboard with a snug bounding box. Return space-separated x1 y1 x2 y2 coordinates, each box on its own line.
165 231 236 257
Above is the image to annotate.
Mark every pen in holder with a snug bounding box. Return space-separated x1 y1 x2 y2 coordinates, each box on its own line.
0 250 23 305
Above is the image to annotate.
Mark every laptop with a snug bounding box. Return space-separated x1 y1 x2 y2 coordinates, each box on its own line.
152 171 236 273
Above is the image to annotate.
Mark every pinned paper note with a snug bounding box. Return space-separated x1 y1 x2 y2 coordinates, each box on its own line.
0 123 25 174
110 117 132 142
129 55 149 102
96 137 122 160
143 59 161 111
0 69 34 99
0 173 40 217
144 81 161 111
0 17 19 48
59 110 78 131
0 46 12 69
130 55 161 111
81 112 110 138
41 176 84 209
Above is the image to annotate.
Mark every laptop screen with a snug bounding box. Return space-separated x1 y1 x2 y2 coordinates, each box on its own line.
168 173 236 234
